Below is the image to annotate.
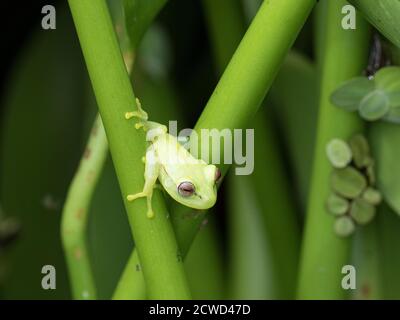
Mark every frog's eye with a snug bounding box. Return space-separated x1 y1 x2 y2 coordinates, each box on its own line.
215 168 221 183
178 182 195 197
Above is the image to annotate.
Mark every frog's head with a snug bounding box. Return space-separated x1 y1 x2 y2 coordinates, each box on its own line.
168 164 221 210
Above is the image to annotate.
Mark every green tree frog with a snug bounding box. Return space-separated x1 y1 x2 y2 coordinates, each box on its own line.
125 99 221 218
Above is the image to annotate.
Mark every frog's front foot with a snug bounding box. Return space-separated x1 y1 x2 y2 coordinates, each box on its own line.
125 98 148 120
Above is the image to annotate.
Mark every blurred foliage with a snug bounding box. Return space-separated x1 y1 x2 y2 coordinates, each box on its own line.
1 0 400 300
268 51 318 211
0 8 85 298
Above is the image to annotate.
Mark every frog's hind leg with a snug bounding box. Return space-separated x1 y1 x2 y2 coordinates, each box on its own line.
127 148 160 219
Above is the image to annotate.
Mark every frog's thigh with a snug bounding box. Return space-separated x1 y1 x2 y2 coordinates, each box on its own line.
142 148 160 218
127 148 160 218
142 148 160 193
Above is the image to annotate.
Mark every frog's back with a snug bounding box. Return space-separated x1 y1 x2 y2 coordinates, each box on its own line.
153 133 203 167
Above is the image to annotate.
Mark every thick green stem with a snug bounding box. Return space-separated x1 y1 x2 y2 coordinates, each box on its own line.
61 115 107 300
113 0 315 299
297 0 370 299
68 0 190 299
193 0 315 160
349 0 400 48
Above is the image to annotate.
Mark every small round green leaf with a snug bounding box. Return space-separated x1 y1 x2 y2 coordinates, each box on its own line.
375 66 400 93
331 167 367 199
326 193 349 216
326 139 352 168
330 77 375 111
350 198 376 225
334 216 355 237
348 134 370 168
362 187 382 205
359 90 390 121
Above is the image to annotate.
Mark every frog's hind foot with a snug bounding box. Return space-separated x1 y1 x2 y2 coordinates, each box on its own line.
126 191 155 219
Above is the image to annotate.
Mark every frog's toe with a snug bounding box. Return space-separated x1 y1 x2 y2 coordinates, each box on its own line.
125 111 135 120
127 192 146 201
147 208 154 219
135 122 146 130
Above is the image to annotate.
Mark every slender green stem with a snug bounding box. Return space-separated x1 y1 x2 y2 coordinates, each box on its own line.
250 111 301 298
61 115 107 300
113 251 145 299
268 51 318 209
202 0 245 71
349 0 400 48
193 0 315 162
204 0 300 299
375 204 400 298
68 0 190 299
113 0 315 299
297 0 370 299
227 173 272 299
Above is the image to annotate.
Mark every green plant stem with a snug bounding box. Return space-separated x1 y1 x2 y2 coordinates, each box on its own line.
204 0 300 299
297 0 370 299
268 51 318 210
250 111 301 298
228 174 272 299
172 0 315 270
193 0 315 163
61 115 107 299
375 204 400 298
68 0 190 299
64 0 167 300
62 2 134 298
113 0 315 299
349 0 400 48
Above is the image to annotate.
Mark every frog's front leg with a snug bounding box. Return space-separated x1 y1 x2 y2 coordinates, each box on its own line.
127 147 160 219
125 98 148 121
125 98 167 139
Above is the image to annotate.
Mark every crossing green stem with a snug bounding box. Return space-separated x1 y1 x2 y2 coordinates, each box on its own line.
113 0 315 299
